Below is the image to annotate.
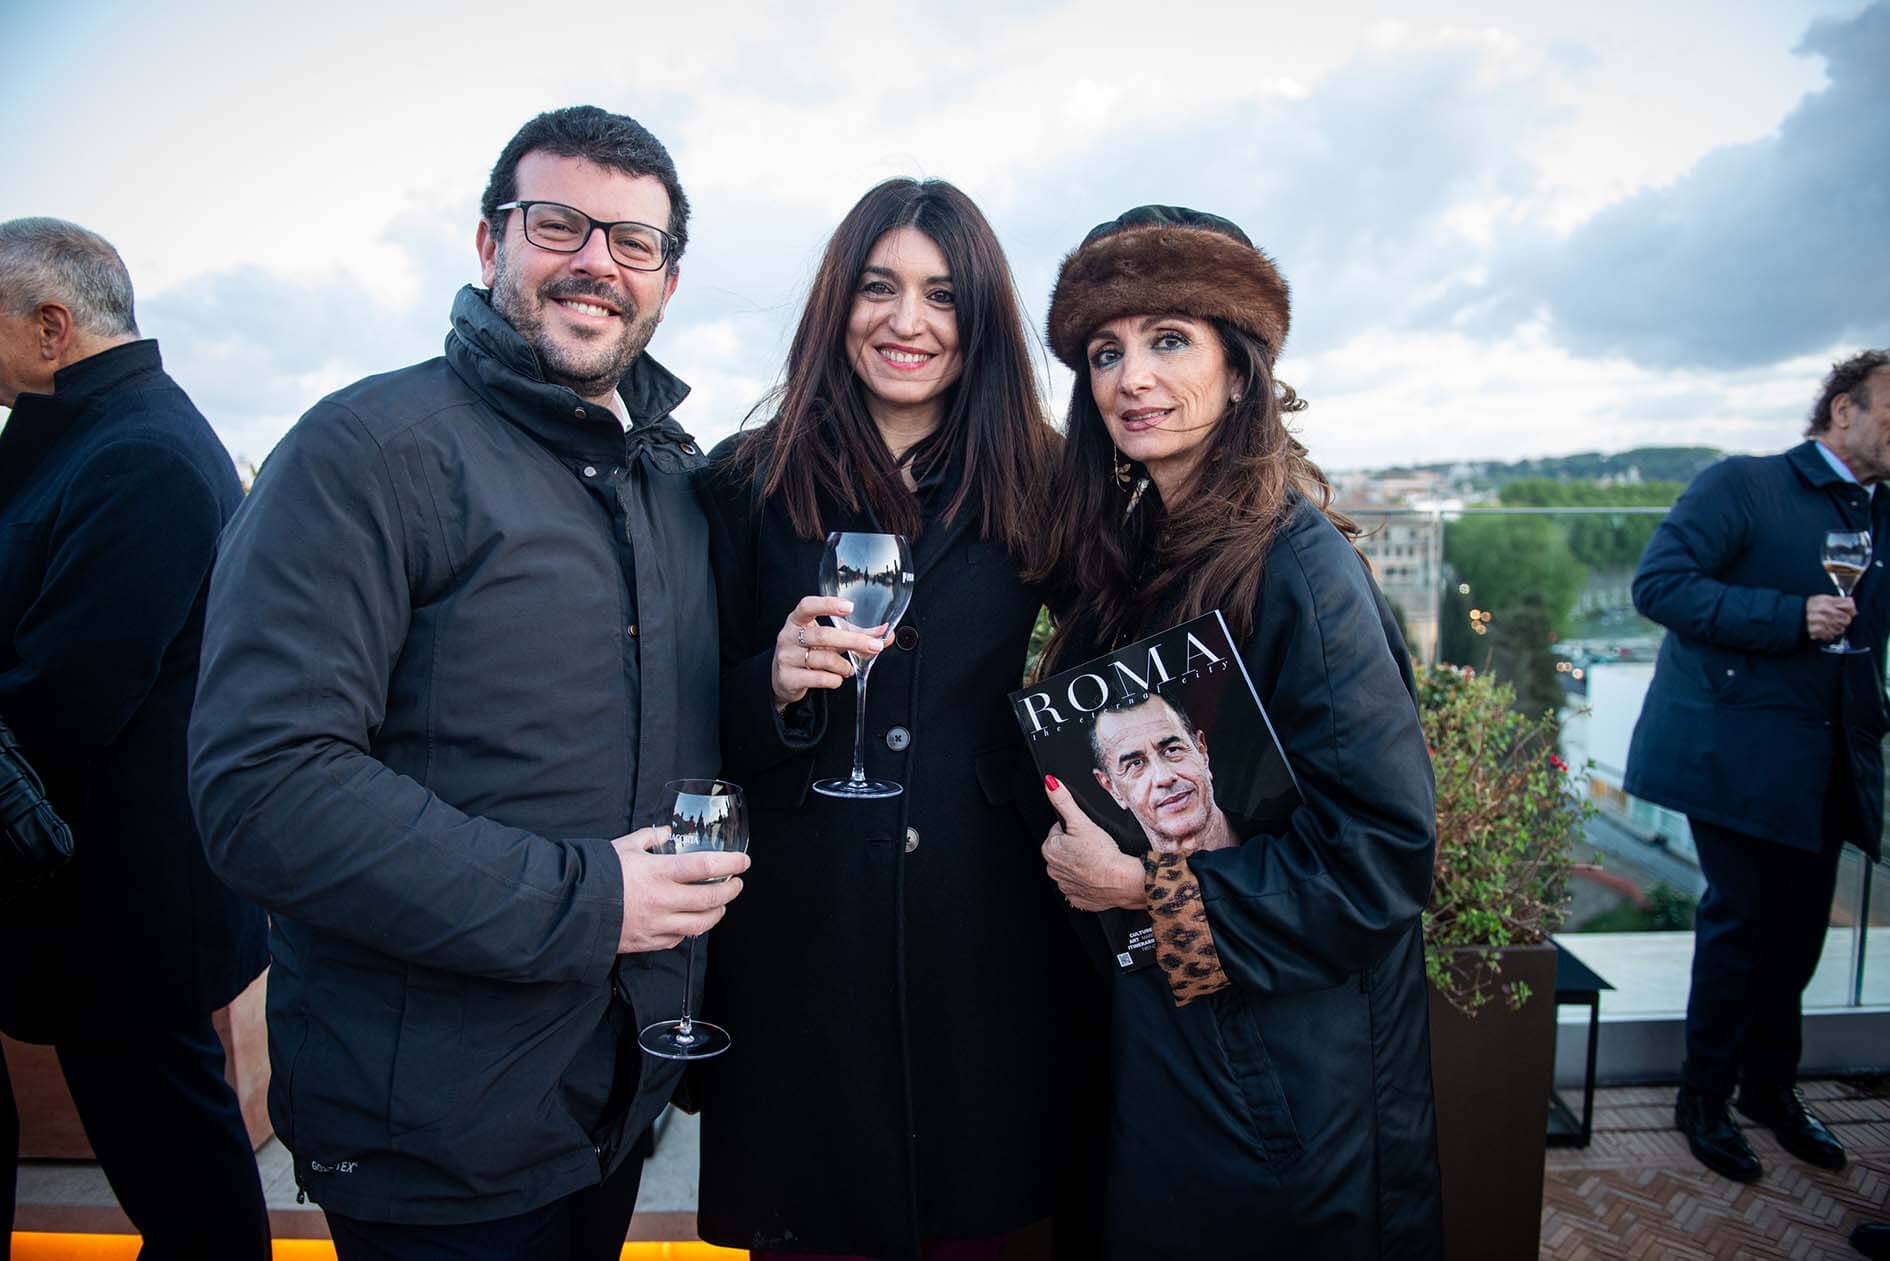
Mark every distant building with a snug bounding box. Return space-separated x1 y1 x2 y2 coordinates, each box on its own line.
1335 471 1448 664
1358 516 1442 663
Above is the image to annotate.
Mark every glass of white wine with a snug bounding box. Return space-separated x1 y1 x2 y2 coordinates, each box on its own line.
637 779 748 1060
812 531 915 799
1821 529 1872 656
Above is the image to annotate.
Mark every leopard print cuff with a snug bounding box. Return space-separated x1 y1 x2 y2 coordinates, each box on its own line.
1144 852 1229 1006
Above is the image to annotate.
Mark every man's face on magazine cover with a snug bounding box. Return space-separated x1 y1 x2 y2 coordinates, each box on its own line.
1091 697 1218 854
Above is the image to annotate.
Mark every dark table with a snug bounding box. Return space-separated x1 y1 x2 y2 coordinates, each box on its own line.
1548 940 1612 1148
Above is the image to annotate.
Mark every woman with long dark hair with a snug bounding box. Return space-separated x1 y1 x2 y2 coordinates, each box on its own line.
1032 206 1445 1259
695 178 1089 1261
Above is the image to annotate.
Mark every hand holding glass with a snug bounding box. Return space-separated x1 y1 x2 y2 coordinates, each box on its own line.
813 532 915 799
1821 530 1872 655
638 779 749 1060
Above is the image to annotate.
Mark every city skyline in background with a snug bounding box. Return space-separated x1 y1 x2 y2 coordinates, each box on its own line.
3 0 1886 472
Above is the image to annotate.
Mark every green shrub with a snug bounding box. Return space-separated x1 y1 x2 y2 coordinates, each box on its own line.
1418 663 1591 1016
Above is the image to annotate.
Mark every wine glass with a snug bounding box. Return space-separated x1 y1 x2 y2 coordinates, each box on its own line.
1822 530 1872 656
812 531 915 799
638 779 748 1060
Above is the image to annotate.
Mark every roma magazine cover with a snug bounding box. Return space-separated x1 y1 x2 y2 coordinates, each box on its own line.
1008 611 1300 972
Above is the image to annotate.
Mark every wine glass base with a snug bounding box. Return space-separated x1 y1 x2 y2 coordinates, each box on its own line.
638 1019 731 1061
1820 642 1872 655
812 777 904 799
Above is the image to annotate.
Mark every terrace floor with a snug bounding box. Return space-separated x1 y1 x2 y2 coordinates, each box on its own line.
13 1079 1890 1259
1543 1078 1890 1259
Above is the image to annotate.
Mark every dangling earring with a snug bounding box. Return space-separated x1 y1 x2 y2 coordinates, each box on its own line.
1113 446 1150 521
1113 447 1136 489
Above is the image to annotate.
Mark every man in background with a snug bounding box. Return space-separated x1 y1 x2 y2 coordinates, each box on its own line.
0 217 270 1260
190 107 745 1260
1627 350 1890 1183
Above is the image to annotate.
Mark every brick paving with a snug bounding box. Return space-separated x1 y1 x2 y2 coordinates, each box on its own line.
1542 1079 1890 1259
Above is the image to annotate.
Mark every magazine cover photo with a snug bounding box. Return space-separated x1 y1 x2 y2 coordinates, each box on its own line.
1008 611 1299 970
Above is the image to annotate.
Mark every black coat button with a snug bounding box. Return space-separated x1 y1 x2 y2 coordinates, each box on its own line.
886 726 911 751
895 626 919 651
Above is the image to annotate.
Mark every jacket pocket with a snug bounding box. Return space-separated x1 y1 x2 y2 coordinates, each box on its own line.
1208 990 1305 1166
1699 646 1752 703
272 1009 311 1153
388 972 466 1135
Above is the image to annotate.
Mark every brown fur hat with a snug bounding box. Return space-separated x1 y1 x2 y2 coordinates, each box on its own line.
1047 205 1290 371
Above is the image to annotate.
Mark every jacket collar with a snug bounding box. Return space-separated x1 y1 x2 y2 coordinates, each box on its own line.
8 339 163 423
1788 438 1854 491
443 285 697 468
0 340 166 510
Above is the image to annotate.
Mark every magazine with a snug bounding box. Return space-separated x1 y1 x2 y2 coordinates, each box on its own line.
1008 611 1300 972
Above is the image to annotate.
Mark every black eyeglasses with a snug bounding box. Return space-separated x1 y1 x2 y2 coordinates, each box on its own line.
495 200 677 272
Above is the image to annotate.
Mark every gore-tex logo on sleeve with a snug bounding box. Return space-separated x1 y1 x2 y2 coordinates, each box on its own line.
308 1159 359 1174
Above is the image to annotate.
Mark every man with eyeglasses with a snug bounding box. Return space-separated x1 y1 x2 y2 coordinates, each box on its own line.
191 106 746 1260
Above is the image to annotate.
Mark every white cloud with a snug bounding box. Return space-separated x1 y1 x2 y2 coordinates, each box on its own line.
3 0 1874 469
660 318 779 451
1300 322 1825 470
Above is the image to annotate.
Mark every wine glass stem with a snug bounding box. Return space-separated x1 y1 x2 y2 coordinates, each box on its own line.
849 661 872 785
677 936 698 1037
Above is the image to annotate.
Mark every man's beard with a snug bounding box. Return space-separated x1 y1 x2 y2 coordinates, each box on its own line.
491 245 660 400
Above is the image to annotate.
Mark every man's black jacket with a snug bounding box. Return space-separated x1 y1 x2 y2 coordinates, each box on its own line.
0 340 267 1041
189 288 720 1223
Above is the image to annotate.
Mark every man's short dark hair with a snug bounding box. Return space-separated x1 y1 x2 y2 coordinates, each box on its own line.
1088 689 1199 774
480 106 690 268
0 217 139 337
1806 349 1890 435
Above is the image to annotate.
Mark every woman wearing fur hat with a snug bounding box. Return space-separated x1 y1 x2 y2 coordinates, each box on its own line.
1032 207 1445 1259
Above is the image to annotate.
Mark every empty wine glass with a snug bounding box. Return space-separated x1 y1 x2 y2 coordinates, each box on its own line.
812 531 915 799
1821 530 1872 656
638 779 748 1060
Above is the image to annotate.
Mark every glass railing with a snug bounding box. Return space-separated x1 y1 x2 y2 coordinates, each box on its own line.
1349 505 1890 1013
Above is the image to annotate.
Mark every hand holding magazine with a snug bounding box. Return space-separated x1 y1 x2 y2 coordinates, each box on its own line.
1009 611 1301 971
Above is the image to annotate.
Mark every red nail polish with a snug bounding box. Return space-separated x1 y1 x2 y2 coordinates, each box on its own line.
1045 774 1060 792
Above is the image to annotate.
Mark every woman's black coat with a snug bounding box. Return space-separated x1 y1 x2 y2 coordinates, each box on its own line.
1080 496 1445 1261
693 440 1096 1258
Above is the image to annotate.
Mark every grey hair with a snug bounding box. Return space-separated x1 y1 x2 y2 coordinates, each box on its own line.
0 218 140 337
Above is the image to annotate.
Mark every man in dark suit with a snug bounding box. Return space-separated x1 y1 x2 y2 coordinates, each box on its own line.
1626 349 1890 1184
0 217 270 1259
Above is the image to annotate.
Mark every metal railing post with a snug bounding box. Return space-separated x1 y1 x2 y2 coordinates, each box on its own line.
1429 506 1443 666
1854 860 1875 1007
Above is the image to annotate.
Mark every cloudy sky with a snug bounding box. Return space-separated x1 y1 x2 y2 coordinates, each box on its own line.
5 0 1886 471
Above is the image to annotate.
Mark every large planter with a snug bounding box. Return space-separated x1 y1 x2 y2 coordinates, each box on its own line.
1 967 272 1157
1427 942 1558 1261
